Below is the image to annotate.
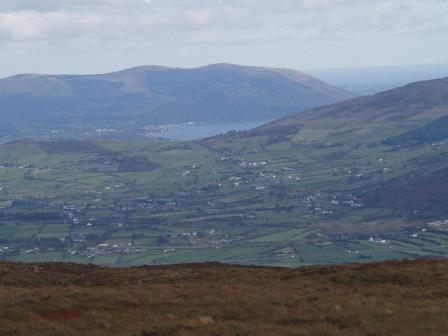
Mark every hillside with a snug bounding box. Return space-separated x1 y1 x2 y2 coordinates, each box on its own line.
197 77 448 228
1 259 447 336
203 77 448 145
0 63 353 133
366 167 448 213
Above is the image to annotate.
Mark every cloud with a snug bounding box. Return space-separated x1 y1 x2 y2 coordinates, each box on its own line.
0 0 447 76
0 0 446 45
0 11 102 41
186 9 211 25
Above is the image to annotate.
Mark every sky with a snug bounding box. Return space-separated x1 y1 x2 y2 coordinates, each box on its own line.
0 0 448 78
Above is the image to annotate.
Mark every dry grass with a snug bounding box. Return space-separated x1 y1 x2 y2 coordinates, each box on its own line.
1 260 447 336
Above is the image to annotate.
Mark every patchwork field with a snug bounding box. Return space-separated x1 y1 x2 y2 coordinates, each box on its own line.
0 116 447 266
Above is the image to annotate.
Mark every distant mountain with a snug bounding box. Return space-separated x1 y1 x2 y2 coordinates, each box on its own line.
0 64 353 132
203 77 448 145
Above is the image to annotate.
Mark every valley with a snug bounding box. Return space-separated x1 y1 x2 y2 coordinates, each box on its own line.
1 92 448 266
0 78 447 267
2 2 448 335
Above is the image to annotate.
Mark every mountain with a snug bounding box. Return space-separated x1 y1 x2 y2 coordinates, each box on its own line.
0 63 353 132
1 260 447 336
203 77 448 145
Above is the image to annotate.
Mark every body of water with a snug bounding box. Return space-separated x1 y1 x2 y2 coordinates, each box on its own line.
146 120 272 141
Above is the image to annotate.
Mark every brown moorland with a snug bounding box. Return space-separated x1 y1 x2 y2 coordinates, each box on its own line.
0 259 447 336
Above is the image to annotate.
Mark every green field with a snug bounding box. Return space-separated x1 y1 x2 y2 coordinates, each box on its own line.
0 119 447 266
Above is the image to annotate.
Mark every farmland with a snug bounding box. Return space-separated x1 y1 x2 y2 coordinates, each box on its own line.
0 115 447 266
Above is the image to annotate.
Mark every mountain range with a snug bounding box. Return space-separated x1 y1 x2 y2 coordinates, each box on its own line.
0 63 353 132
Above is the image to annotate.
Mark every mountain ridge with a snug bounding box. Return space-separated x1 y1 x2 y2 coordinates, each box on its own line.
0 63 354 133
202 76 448 145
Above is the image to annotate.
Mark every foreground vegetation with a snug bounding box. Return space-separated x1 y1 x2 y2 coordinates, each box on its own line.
1 259 447 336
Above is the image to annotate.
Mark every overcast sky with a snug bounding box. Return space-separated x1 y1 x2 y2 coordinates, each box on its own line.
0 0 447 77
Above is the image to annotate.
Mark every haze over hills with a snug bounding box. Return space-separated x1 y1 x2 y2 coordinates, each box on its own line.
0 63 353 134
310 63 448 95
